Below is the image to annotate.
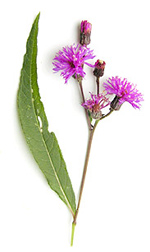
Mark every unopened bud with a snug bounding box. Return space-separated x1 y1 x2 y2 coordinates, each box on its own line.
93 60 106 77
80 20 92 46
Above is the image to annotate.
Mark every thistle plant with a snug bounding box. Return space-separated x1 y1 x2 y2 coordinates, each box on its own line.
17 14 143 247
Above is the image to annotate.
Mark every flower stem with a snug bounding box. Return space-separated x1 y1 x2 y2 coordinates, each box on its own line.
73 120 99 227
96 77 100 95
101 108 113 120
78 80 92 130
71 107 113 245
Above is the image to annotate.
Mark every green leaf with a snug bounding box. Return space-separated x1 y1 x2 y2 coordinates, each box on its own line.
17 13 76 216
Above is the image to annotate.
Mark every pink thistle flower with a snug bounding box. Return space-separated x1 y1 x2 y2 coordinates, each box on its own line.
103 76 144 109
82 93 110 119
53 44 95 83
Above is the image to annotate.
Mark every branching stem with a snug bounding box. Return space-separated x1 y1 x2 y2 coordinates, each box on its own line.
71 78 114 246
71 108 114 245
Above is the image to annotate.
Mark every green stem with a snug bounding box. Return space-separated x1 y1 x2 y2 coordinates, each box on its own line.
100 108 113 120
71 222 76 246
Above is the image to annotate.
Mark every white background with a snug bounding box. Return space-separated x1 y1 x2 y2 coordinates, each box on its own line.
0 0 150 251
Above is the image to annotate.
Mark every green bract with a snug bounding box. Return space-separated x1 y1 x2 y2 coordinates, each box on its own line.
17 13 76 216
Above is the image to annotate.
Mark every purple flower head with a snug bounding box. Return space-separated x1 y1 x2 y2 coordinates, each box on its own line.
53 44 95 83
103 76 144 109
82 93 110 119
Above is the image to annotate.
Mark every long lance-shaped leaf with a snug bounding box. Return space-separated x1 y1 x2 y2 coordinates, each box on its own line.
17 13 76 216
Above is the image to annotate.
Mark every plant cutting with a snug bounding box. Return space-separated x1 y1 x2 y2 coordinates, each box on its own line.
17 13 143 246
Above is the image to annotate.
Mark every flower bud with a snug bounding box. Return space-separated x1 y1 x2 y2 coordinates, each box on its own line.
80 20 92 46
93 60 106 77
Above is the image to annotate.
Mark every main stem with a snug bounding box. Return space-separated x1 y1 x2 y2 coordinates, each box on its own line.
71 121 98 245
73 110 113 223
73 125 96 224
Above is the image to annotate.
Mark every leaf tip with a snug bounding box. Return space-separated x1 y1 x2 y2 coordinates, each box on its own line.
35 12 40 23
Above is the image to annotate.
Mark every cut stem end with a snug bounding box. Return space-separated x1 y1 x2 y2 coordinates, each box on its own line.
71 222 76 246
